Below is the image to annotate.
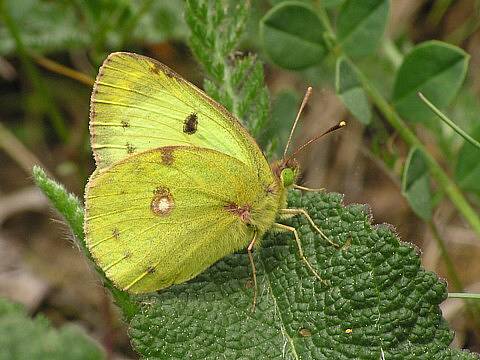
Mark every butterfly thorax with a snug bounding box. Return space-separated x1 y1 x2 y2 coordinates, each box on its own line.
221 159 299 243
224 186 280 240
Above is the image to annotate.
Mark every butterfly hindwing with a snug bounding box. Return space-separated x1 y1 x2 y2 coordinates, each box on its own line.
90 52 262 171
84 146 275 293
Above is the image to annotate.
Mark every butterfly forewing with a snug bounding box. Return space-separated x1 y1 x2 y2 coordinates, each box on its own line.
90 52 263 172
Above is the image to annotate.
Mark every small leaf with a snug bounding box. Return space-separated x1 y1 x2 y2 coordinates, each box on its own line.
337 0 389 57
129 191 474 359
392 41 469 123
261 2 327 70
402 147 433 221
335 57 372 124
0 298 105 359
456 125 480 194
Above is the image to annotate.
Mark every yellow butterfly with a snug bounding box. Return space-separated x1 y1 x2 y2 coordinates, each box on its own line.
84 52 344 306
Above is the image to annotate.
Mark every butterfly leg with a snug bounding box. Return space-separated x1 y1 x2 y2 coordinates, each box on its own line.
293 184 325 192
273 223 327 285
280 208 339 247
247 231 258 312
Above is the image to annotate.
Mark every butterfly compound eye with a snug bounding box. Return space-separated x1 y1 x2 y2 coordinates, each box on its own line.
280 168 295 187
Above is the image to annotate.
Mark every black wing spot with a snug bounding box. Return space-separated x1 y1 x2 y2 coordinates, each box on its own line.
112 228 120 240
126 143 136 154
183 113 198 135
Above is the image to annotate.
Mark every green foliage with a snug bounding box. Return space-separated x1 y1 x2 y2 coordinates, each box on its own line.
336 0 389 57
185 0 269 138
335 57 372 125
0 298 105 360
260 2 480 237
258 4 480 355
402 148 433 221
260 2 327 70
0 0 88 56
392 41 469 123
0 0 185 57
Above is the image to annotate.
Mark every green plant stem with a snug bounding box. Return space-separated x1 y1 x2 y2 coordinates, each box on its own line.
382 39 403 70
426 0 454 28
449 293 480 300
0 1 68 142
418 92 480 149
32 54 95 86
315 6 480 239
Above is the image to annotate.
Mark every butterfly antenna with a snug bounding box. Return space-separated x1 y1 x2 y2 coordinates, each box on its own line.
284 121 347 163
283 86 313 159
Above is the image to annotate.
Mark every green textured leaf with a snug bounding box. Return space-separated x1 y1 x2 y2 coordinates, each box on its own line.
0 298 105 360
456 124 480 194
402 147 433 221
261 2 327 70
128 191 475 359
337 0 389 57
392 41 469 123
335 57 372 124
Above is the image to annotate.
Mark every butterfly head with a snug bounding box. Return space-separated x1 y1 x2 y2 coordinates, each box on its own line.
271 158 300 189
